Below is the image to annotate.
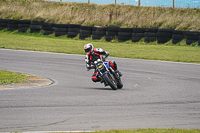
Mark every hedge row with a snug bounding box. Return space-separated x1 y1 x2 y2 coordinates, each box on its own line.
0 19 200 45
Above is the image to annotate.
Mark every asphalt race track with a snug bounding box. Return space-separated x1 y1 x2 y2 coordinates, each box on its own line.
0 49 200 132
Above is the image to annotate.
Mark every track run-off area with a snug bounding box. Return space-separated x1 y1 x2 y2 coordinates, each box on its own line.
0 49 200 132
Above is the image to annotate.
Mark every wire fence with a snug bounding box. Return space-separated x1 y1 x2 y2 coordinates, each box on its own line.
47 0 200 8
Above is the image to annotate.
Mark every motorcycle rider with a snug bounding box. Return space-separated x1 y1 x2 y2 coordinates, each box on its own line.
84 43 122 82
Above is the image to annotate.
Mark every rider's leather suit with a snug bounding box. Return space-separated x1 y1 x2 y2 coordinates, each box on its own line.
85 48 117 82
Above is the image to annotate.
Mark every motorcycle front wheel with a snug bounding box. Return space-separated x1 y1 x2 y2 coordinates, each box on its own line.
103 73 117 90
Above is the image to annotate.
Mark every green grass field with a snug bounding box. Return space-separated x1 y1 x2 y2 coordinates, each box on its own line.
0 70 27 84
0 30 200 64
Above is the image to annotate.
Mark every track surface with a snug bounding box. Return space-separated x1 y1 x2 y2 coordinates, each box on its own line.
0 49 200 132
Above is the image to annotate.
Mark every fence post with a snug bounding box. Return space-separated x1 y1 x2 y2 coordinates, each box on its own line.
173 0 175 8
60 0 62 2
138 0 141 7
115 0 116 5
88 0 90 4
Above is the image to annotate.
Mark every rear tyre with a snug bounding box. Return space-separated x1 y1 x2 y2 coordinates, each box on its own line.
103 73 117 90
116 79 123 89
112 72 123 89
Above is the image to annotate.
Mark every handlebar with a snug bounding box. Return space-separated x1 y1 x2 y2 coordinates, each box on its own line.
87 56 108 71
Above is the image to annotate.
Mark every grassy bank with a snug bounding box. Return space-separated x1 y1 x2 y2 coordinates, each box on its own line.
0 0 200 30
0 70 27 85
0 30 200 63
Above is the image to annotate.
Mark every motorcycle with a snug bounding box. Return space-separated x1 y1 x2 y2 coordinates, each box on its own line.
91 59 123 90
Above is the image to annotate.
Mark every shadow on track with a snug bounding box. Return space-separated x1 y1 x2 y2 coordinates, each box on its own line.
82 87 114 91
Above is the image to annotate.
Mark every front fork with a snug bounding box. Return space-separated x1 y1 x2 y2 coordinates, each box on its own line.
96 64 118 86
98 71 115 87
109 67 120 80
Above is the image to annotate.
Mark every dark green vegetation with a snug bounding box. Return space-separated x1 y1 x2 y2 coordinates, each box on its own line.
0 0 200 30
0 70 27 85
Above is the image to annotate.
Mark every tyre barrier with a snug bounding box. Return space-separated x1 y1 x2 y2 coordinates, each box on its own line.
18 20 31 33
132 28 146 42
118 28 132 42
172 30 185 44
157 28 173 44
92 26 106 40
67 24 81 38
106 26 120 42
0 19 8 30
0 18 200 45
144 28 158 43
43 22 55 35
30 20 43 33
7 19 19 31
79 26 93 40
186 31 199 45
55 23 68 37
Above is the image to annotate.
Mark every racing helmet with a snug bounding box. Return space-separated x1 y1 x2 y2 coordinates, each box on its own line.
84 43 94 54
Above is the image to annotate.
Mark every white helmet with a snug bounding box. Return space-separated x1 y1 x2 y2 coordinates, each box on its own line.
84 43 94 54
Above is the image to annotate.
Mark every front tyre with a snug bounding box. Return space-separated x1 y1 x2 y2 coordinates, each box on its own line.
103 73 117 90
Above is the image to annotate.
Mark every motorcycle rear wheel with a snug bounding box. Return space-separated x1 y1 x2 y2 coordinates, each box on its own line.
112 72 123 89
116 78 123 89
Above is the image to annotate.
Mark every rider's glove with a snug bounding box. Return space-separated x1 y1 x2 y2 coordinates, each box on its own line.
105 51 109 59
87 66 92 70
103 51 109 61
87 65 95 71
103 57 106 62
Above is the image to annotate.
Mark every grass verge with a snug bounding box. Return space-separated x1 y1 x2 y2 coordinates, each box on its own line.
0 30 200 64
94 129 200 133
0 70 27 85
7 129 200 133
9 129 200 133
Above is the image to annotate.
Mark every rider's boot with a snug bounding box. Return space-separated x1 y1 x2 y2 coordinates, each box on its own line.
96 75 101 82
